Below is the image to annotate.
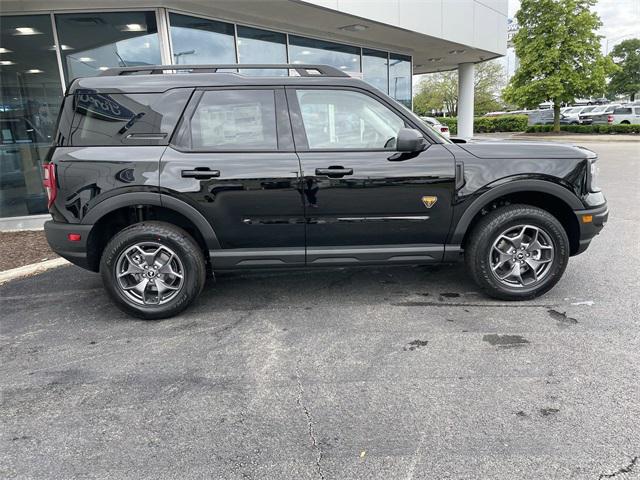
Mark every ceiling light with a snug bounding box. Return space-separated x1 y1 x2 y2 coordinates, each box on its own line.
48 44 73 51
26 69 43 73
0 48 12 54
78 57 95 62
338 24 369 32
14 27 42 36
121 23 146 32
0 60 15 65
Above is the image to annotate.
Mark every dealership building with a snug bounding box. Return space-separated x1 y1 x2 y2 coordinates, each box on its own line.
0 0 507 227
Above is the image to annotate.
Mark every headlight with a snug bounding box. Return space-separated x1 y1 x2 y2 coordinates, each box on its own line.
587 158 600 192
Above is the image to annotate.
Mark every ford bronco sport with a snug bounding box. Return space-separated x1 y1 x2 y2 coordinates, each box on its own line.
44 64 608 319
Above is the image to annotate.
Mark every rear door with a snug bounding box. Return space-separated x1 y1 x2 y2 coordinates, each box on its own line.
287 86 455 265
161 87 305 268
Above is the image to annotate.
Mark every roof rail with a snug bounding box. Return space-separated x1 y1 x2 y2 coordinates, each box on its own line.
99 64 350 78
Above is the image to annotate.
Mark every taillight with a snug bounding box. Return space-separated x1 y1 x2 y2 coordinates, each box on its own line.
607 115 614 124
43 163 57 208
441 127 449 132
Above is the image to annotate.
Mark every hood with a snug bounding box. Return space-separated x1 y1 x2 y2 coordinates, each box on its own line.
458 141 595 160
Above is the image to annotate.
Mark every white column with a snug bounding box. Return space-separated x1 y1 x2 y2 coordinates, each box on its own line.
457 63 475 138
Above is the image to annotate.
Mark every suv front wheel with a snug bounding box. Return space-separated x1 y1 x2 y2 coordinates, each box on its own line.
465 205 569 300
100 222 206 319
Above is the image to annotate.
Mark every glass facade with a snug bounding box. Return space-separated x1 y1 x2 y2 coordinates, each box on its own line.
0 8 412 219
56 12 161 82
237 26 287 76
169 13 235 65
0 15 62 217
389 53 412 108
362 48 389 94
289 36 360 75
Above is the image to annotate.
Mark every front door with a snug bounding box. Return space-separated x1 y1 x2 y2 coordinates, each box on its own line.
161 87 305 268
287 87 455 265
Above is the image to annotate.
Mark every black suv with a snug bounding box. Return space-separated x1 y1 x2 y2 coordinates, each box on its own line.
44 64 608 319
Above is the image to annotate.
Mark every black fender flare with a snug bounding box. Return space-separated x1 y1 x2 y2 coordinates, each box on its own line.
449 179 583 245
81 192 221 249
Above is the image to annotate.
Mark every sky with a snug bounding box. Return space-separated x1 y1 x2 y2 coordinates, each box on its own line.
509 0 640 54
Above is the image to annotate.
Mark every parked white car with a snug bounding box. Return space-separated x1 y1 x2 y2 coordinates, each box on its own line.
562 106 594 124
608 105 640 125
578 104 620 125
419 116 450 138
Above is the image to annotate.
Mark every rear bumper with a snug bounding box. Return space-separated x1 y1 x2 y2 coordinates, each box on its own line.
573 203 608 255
44 221 95 271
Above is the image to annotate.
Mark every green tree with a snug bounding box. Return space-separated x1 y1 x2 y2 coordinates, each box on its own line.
503 0 614 132
413 60 505 116
607 38 640 101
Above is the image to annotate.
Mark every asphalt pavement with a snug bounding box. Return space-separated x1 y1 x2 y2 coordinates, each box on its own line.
1 141 639 479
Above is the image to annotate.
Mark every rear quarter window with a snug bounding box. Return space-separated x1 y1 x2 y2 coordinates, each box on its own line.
69 89 192 146
614 107 632 115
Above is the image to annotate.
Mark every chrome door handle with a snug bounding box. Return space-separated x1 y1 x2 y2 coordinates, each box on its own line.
315 167 353 177
181 168 220 179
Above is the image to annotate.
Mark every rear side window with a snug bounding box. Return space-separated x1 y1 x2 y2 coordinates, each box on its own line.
69 89 191 146
614 107 632 115
189 90 278 150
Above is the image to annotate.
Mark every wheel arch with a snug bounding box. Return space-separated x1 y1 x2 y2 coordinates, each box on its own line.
83 193 220 271
451 180 583 255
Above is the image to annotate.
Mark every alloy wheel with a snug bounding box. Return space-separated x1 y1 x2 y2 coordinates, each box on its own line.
489 224 554 288
115 242 185 305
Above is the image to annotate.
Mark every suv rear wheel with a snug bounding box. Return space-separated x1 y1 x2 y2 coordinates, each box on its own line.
465 205 569 300
100 221 206 319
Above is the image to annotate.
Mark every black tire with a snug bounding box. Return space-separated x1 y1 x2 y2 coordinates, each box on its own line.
465 204 569 300
620 121 630 125
100 221 206 319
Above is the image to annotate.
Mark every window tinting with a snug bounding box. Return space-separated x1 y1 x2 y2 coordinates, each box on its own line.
55 12 161 82
190 90 278 150
70 90 191 146
614 107 632 114
389 53 412 108
362 49 389 94
169 13 235 65
237 26 287 76
295 89 405 150
289 36 360 74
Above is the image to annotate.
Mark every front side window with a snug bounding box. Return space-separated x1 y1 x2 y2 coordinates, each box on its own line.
295 89 405 150
190 90 278 150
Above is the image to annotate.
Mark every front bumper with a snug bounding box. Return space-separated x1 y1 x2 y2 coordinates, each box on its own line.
573 203 608 255
44 221 95 271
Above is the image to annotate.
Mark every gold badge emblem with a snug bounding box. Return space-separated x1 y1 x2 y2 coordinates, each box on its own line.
421 196 438 208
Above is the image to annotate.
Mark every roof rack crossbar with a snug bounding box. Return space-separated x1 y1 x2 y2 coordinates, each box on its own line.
99 64 350 78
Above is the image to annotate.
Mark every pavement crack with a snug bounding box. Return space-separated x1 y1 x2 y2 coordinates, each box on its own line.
598 455 639 479
295 363 325 480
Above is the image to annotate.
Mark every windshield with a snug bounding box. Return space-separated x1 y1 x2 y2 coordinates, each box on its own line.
398 103 452 143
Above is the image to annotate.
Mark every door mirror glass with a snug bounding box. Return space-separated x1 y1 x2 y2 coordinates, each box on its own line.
396 128 426 152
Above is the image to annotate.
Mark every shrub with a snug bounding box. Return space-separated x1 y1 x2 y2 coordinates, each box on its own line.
524 124 640 134
434 115 528 134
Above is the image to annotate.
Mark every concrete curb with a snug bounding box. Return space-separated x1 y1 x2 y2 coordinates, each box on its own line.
0 257 69 285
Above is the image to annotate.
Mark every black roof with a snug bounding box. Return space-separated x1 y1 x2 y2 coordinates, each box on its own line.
68 64 364 94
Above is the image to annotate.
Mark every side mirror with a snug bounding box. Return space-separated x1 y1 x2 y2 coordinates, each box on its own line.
396 128 427 152
449 137 468 144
